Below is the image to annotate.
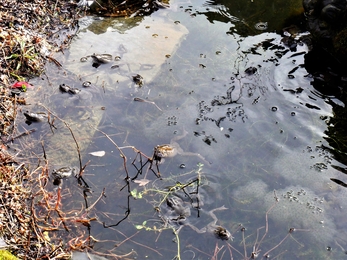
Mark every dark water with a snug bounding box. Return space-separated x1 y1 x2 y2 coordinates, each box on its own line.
13 0 347 259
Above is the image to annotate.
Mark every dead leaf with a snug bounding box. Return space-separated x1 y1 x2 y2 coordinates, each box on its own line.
89 151 105 157
133 179 150 186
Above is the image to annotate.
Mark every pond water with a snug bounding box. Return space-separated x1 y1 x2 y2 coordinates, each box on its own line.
13 0 347 259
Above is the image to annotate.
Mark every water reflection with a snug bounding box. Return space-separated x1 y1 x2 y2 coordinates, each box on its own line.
184 0 304 36
86 0 170 18
304 45 347 188
79 16 144 34
324 99 347 189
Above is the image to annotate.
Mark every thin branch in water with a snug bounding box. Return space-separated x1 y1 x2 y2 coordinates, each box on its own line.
86 187 106 212
3 128 36 144
103 193 131 228
241 226 247 259
47 113 57 134
41 141 47 161
186 244 213 258
111 229 163 256
77 160 90 179
262 232 290 257
254 190 279 253
38 103 83 175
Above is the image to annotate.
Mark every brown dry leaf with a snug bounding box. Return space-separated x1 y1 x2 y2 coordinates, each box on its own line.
133 179 150 186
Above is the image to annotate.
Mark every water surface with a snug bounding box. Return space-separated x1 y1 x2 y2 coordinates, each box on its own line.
14 0 347 259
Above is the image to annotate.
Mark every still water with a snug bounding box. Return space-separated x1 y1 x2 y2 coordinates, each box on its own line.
16 0 347 259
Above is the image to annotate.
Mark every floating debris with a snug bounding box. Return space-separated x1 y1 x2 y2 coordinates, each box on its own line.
89 151 106 157
133 179 150 186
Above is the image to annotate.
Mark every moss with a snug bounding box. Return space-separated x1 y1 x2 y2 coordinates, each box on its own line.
0 250 17 260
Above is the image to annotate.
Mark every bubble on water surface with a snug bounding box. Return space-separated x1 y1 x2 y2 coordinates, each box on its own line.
254 22 268 31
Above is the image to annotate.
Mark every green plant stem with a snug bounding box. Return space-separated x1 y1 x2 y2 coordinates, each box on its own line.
173 228 181 260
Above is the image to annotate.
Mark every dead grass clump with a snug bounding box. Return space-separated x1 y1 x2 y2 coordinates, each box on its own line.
0 151 69 259
0 0 79 83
